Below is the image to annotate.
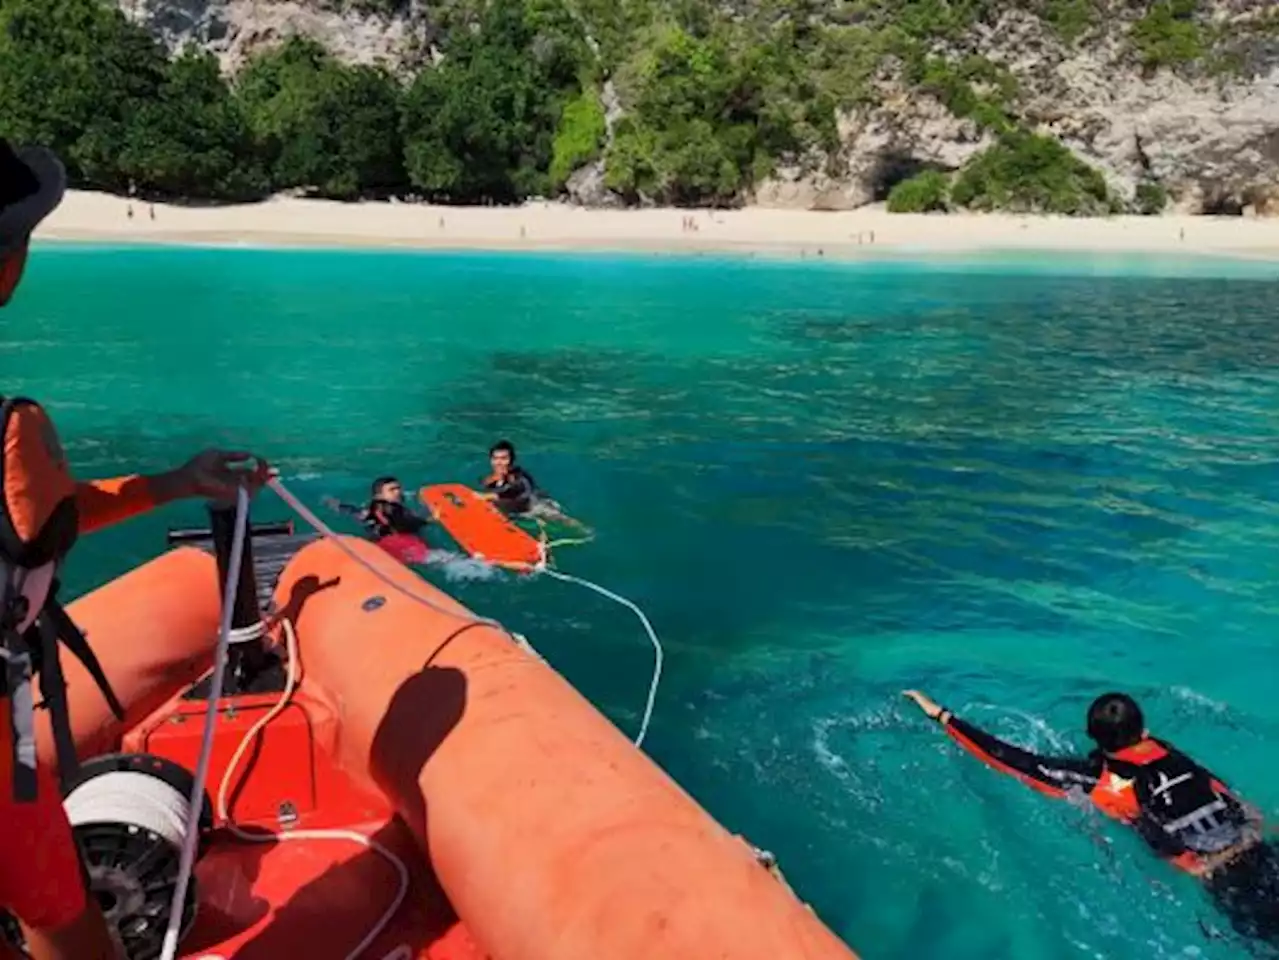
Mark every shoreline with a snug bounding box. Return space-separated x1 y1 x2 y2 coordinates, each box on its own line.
35 190 1280 262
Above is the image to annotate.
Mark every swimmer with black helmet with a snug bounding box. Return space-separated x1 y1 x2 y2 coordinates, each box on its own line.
903 689 1278 945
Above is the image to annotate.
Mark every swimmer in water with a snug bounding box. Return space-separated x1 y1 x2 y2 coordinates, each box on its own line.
903 689 1278 946
479 440 589 533
324 476 431 540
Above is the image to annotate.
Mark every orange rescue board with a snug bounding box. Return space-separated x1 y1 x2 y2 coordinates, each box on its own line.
420 483 542 569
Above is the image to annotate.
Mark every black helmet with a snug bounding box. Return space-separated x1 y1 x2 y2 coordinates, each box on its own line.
1086 693 1145 752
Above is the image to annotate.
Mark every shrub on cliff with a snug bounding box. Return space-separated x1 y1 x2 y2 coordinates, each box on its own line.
1133 181 1168 215
887 170 952 212
1130 0 1204 71
550 89 607 190
950 131 1111 215
902 54 1018 133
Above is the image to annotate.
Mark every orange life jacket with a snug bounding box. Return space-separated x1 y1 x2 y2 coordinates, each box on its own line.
1 396 123 803
0 243 28 307
1087 738 1247 871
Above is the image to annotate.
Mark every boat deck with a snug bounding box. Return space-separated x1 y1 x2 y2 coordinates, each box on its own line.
127 675 487 960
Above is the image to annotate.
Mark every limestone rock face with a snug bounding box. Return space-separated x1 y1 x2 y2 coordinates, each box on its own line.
116 0 419 73
116 0 1279 214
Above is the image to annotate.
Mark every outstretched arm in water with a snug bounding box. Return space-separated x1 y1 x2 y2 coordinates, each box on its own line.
901 690 1105 799
321 496 368 519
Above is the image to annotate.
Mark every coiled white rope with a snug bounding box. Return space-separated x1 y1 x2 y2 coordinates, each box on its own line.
268 476 664 748
159 485 251 960
64 770 191 849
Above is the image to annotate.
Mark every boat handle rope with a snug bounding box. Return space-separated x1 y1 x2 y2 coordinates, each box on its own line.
160 484 411 960
268 474 663 749
159 485 251 960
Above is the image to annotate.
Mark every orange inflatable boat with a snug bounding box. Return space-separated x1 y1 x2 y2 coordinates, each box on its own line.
3 496 858 960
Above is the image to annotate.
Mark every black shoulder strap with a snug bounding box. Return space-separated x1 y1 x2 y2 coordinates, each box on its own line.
2 575 39 803
44 598 125 720
33 597 125 793
35 614 78 791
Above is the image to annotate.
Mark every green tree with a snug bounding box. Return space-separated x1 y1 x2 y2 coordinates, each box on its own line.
906 55 1017 133
605 21 833 205
118 49 266 200
1133 180 1167 215
0 0 168 189
401 0 591 202
236 37 406 198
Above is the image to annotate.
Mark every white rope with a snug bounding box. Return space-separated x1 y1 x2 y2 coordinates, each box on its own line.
268 475 665 750
216 617 409 960
159 485 251 960
226 621 266 645
537 568 663 750
268 477 504 630
64 770 191 849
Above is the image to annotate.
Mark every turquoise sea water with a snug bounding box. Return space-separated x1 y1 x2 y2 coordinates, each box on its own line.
5 244 1278 960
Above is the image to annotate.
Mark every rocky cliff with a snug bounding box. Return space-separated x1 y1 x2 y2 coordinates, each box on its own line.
117 0 422 72
756 7 1278 215
115 0 1278 214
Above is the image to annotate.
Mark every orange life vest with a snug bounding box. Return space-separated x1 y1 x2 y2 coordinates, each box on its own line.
1 396 122 802
1087 738 1247 871
0 243 28 307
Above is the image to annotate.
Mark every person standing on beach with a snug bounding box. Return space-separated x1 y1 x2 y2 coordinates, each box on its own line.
1 138 270 960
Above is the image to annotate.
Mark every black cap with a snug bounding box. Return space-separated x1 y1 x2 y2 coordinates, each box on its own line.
0 142 66 254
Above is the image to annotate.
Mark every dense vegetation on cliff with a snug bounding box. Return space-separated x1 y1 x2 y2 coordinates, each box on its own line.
0 0 1274 212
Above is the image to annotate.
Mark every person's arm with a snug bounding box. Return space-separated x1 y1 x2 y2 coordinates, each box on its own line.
902 690 1101 799
502 470 535 505
75 451 267 535
75 474 164 535
322 496 367 519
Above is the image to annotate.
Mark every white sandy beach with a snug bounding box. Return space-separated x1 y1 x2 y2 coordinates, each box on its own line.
35 189 1280 259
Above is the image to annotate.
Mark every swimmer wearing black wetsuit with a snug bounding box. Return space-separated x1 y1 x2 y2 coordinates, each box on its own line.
903 690 1278 945
325 476 430 539
481 441 539 515
480 441 591 536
